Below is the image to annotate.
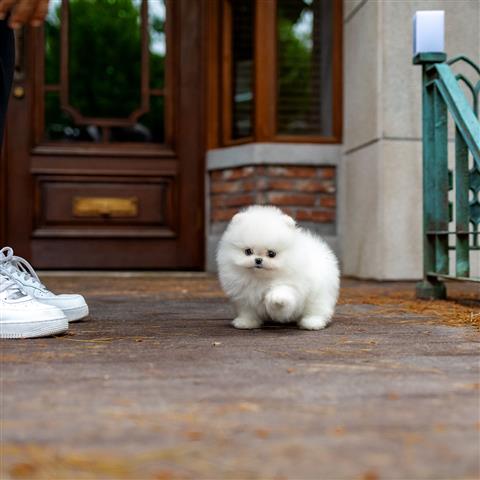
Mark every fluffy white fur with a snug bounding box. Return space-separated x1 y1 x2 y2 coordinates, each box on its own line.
217 205 340 330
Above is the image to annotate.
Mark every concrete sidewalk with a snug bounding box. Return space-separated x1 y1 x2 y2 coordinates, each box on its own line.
1 276 479 480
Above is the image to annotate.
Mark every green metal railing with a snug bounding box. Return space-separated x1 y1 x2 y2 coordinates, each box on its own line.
413 52 480 299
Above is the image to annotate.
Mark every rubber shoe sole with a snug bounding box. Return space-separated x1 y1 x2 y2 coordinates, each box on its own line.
63 305 89 322
0 318 68 339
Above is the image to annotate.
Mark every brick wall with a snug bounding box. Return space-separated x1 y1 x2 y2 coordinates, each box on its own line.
209 165 336 224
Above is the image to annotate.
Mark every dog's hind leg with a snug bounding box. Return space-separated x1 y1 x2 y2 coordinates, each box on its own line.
297 292 336 330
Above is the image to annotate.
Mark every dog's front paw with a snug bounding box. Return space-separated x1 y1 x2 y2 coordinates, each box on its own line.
298 315 329 330
265 286 296 320
232 316 262 329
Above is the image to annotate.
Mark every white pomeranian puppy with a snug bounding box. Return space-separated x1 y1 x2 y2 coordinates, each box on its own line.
217 205 340 330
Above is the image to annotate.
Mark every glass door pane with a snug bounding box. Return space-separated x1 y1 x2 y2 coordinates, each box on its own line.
44 0 167 144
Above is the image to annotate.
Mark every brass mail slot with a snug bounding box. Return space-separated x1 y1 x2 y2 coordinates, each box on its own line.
73 196 138 218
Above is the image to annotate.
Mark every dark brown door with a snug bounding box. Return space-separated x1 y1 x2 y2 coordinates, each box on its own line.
2 0 204 269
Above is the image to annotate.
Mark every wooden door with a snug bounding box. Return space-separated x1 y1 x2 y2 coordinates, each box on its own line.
2 0 204 269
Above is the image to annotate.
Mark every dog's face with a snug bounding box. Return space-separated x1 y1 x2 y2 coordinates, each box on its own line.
220 206 296 274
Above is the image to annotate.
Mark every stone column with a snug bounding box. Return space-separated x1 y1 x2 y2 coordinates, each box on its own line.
340 0 480 279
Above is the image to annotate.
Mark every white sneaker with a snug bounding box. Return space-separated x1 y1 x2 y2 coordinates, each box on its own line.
0 247 89 322
0 273 68 338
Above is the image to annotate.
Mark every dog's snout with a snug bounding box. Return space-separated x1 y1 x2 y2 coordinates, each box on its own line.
255 257 263 265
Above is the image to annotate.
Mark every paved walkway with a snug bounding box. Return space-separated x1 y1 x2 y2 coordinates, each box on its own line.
1 275 479 480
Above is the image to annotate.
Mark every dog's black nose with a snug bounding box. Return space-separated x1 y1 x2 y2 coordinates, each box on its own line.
255 257 262 265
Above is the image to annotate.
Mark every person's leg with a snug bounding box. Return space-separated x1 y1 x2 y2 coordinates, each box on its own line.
0 21 71 339
0 19 15 145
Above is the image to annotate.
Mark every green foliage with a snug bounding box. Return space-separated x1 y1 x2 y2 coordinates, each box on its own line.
277 16 312 125
276 2 314 133
45 0 165 140
69 0 142 117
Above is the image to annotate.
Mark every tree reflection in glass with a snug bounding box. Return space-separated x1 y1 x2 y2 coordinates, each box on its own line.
44 0 166 143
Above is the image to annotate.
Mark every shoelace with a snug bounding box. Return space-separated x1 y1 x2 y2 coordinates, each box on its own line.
0 247 46 289
0 273 26 299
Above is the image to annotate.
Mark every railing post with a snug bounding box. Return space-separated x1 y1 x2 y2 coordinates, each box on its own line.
455 127 470 277
432 84 450 276
413 52 447 299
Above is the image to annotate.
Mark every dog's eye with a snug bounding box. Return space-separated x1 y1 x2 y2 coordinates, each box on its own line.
267 250 276 258
244 248 253 256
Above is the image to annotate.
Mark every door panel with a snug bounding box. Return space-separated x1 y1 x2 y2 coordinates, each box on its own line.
4 0 204 269
35 175 176 235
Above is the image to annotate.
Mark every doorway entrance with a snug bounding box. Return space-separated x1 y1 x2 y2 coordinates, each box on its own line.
2 0 204 269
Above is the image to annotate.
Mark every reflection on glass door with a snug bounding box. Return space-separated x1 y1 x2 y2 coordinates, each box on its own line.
44 0 167 144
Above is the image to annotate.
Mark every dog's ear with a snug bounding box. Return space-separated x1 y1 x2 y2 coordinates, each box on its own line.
283 214 296 228
231 211 245 224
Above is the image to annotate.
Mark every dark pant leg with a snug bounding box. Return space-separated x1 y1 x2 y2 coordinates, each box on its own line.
0 20 15 145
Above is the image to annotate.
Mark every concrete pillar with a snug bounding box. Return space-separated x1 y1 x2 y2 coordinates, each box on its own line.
340 0 480 279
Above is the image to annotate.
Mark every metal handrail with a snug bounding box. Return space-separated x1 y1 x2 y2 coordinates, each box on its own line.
446 55 480 75
413 53 480 299
434 64 480 166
